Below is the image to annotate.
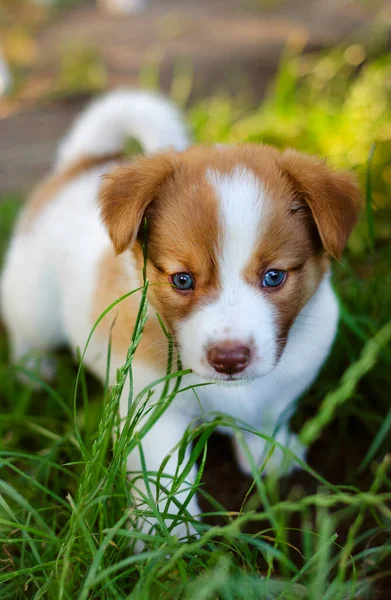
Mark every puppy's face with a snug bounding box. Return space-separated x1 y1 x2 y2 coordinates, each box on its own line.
100 145 361 382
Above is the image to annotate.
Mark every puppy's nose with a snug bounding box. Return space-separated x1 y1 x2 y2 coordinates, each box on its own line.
207 342 251 375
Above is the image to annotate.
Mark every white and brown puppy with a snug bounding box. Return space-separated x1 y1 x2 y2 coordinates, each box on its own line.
0 90 361 537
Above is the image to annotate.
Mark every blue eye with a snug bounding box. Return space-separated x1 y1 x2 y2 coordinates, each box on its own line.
262 269 286 288
171 272 194 291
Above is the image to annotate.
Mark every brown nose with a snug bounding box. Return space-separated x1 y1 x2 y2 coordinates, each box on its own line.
207 343 251 375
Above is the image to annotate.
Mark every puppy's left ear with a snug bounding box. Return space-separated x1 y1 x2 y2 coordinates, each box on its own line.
280 150 362 260
99 152 178 254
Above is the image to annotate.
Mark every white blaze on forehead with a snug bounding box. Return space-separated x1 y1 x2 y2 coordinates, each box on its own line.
176 166 278 380
206 166 267 284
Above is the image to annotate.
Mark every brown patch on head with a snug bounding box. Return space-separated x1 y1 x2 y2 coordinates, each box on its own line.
241 162 327 353
19 152 123 232
238 145 361 354
236 149 360 352
138 162 222 331
279 149 362 260
99 149 223 333
99 153 179 254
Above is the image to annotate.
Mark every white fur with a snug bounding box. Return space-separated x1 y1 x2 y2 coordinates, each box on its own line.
56 89 189 169
177 167 278 381
0 44 11 96
97 0 147 13
34 0 147 13
0 90 340 545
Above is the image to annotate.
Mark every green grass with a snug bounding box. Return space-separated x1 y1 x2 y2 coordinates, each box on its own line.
1 45 391 599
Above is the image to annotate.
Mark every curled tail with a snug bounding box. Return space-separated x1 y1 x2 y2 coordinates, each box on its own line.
56 89 190 169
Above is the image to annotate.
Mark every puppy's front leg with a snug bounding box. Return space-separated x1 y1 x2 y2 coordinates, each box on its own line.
118 366 200 548
127 409 201 550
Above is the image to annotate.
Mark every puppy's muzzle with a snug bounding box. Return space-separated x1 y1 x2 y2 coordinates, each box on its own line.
207 342 251 375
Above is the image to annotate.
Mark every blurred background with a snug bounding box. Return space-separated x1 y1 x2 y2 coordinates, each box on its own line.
1 0 391 197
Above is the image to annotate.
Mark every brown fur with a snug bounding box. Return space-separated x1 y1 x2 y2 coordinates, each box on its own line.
99 154 180 254
99 150 223 332
137 162 221 331
279 150 362 260
19 152 123 232
92 249 169 369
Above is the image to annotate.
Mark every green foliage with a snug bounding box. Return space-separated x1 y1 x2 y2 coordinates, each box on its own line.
53 43 107 97
0 46 391 598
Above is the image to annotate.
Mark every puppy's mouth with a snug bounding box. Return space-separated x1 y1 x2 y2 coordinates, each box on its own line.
195 370 260 386
191 360 278 385
215 375 258 387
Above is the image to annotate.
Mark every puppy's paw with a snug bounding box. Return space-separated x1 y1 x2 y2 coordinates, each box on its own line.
233 428 307 477
133 516 198 554
131 495 201 554
233 432 266 477
265 430 307 475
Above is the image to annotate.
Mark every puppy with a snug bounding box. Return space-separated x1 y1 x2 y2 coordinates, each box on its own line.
0 90 361 540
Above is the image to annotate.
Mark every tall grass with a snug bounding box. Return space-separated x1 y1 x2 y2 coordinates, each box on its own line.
0 45 391 598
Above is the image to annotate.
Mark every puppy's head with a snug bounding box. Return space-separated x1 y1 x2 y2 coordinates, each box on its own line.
100 145 361 382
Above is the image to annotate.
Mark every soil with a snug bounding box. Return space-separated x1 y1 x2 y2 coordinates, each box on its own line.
200 417 391 597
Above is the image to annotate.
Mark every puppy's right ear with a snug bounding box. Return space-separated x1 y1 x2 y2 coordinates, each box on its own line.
99 153 178 254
